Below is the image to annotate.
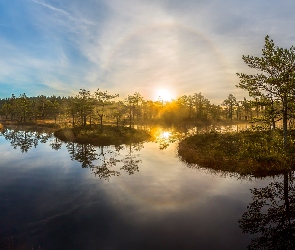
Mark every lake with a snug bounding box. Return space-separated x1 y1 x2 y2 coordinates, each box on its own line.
0 127 292 249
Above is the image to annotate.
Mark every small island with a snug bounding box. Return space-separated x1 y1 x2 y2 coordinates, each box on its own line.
54 125 151 146
178 129 295 177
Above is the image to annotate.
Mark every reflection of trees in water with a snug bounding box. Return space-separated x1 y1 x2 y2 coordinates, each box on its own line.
0 129 51 153
66 142 98 168
239 171 295 249
0 129 143 180
49 137 62 151
65 142 144 180
120 143 143 175
91 146 120 180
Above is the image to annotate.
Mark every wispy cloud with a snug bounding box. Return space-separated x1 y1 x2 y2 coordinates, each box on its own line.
30 0 94 26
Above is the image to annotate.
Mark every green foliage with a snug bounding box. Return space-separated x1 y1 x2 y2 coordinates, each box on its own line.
222 94 237 120
0 94 64 124
123 92 143 127
237 35 295 148
94 88 119 127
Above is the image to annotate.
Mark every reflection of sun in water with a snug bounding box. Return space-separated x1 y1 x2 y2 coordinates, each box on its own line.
155 88 175 102
160 131 171 139
152 127 172 141
153 128 174 150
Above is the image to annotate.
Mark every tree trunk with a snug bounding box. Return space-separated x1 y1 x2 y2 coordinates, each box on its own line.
271 117 276 130
283 95 288 150
83 115 86 127
270 99 276 130
129 107 132 128
99 115 103 128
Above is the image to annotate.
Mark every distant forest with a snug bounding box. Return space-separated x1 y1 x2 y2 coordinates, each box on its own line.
0 88 287 128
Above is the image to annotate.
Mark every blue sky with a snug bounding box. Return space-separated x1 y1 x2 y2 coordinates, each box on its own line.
1 0 295 103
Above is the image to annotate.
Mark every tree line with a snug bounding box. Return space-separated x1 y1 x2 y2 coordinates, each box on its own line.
0 89 279 127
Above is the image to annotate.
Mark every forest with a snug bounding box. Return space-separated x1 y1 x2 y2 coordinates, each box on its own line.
0 89 289 129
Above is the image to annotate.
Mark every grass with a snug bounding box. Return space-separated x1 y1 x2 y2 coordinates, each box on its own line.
178 129 295 177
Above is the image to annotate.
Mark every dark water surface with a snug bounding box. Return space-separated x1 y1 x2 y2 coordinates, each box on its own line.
0 129 287 249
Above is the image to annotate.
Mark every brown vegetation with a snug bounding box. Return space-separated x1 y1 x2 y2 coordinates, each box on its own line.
54 125 151 146
178 130 295 177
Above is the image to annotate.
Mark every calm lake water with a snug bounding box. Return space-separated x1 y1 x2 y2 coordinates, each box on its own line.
0 128 291 249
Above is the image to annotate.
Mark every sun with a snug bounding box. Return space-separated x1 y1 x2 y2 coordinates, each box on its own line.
155 88 175 102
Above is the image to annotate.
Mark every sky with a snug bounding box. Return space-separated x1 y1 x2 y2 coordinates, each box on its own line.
0 0 295 103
